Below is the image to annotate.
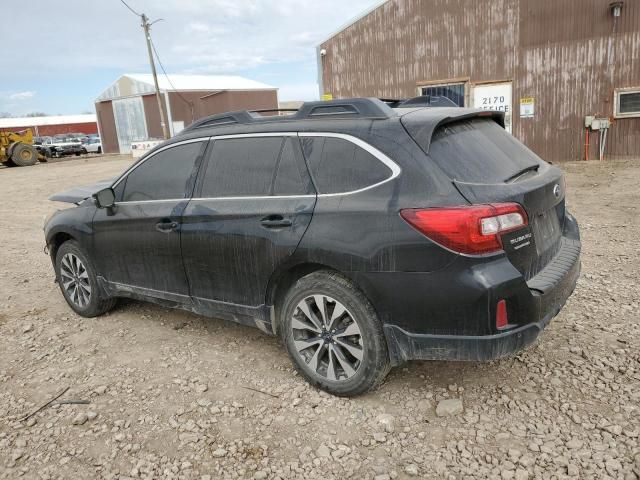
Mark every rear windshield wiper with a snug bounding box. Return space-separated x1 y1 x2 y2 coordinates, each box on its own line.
504 165 539 183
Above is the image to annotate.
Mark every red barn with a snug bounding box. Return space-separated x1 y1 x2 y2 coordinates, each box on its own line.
0 114 98 137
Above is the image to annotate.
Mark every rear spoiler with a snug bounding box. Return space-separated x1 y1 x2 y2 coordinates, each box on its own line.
400 109 505 153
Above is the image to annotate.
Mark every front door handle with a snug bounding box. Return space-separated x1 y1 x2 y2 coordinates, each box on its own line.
260 215 293 228
156 219 179 233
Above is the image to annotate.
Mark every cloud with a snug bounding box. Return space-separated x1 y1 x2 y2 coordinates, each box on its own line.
0 0 381 113
0 90 36 102
2 0 379 73
7 91 36 101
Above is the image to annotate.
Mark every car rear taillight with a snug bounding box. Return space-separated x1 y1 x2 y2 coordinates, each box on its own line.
400 203 528 255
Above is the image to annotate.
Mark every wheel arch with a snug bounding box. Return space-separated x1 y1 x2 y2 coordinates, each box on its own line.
48 231 76 265
265 261 383 336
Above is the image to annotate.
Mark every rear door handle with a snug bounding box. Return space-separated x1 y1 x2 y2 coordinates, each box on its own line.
260 215 293 228
156 219 179 233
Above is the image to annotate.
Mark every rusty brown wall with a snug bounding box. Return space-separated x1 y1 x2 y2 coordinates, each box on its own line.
142 94 164 139
320 0 640 162
168 90 278 129
95 101 119 154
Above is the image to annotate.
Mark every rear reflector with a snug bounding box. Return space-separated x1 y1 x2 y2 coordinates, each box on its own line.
496 300 508 330
400 203 528 255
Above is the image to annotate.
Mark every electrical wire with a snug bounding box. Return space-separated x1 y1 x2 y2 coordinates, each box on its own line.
149 37 196 121
119 0 141 17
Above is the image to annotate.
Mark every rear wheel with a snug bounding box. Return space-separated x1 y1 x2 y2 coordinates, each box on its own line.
10 143 38 166
55 241 116 317
97 146 102 154
280 271 390 396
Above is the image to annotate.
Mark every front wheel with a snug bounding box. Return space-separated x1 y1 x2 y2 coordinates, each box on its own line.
55 241 116 317
280 271 390 396
10 143 38 166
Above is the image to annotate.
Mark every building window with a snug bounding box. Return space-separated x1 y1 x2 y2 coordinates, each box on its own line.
614 88 640 118
420 83 466 107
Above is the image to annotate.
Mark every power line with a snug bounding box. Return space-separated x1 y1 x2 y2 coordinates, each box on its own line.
149 37 196 122
119 0 141 17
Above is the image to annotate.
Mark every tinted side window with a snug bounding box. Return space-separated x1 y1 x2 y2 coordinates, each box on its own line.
201 137 283 197
272 138 308 195
301 137 391 194
122 142 203 202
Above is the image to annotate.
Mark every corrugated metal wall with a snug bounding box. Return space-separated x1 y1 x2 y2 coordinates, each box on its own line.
320 0 640 162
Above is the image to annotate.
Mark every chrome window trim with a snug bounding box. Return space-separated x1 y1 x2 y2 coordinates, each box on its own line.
298 132 401 197
116 195 316 206
212 132 298 139
112 131 402 205
190 194 316 202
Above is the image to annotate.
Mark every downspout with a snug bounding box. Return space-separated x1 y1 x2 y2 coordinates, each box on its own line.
316 45 325 99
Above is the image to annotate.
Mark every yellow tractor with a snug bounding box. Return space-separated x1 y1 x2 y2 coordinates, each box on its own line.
0 129 43 167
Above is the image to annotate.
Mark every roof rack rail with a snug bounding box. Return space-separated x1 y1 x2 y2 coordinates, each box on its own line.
181 98 395 134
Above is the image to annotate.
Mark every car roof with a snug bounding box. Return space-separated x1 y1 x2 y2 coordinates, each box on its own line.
170 98 505 154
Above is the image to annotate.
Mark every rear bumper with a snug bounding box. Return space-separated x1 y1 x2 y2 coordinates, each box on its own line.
384 248 579 363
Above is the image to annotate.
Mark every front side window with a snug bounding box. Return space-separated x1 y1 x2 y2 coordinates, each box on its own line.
301 136 392 194
121 141 204 202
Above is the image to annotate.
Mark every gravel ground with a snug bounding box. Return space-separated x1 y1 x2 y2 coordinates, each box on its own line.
0 156 638 480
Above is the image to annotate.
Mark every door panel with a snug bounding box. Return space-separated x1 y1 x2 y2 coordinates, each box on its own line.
181 196 315 306
91 140 207 296
93 201 191 297
181 134 316 308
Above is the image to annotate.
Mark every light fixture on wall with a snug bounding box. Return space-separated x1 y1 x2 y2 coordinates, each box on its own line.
609 1 623 18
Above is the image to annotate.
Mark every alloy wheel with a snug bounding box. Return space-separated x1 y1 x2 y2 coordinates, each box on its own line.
291 294 363 381
60 253 92 308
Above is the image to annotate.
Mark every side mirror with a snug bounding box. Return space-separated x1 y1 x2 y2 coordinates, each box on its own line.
93 187 115 209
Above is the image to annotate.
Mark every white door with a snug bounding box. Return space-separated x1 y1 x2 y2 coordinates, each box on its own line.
473 82 513 133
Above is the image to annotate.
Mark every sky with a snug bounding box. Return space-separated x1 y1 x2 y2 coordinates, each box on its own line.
0 0 380 117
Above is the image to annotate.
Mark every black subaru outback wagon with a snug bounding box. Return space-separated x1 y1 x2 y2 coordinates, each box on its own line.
45 98 580 396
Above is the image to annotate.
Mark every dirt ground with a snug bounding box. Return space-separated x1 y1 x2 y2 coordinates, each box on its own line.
0 155 638 480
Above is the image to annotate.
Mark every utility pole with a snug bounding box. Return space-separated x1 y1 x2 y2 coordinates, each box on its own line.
141 13 169 139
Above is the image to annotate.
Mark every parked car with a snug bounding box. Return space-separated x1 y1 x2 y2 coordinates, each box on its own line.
83 137 102 154
44 98 581 396
37 136 86 158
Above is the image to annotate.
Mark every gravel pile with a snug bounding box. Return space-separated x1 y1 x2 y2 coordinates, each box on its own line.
0 157 638 479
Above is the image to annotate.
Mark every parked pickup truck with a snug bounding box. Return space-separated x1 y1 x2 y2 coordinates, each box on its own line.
35 136 87 158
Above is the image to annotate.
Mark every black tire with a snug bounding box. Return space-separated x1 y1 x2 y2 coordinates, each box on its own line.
280 271 390 396
97 147 102 154
10 143 38 166
55 241 117 317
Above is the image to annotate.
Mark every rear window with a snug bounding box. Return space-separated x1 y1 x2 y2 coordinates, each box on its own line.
425 118 542 183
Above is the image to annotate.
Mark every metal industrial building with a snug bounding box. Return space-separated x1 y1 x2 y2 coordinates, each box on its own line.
318 0 640 162
0 114 97 136
95 74 278 154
